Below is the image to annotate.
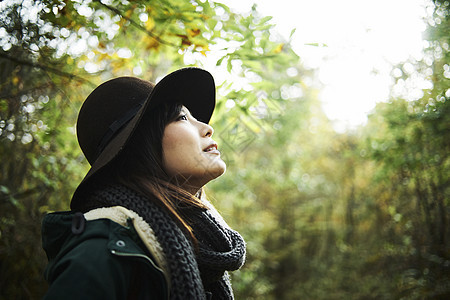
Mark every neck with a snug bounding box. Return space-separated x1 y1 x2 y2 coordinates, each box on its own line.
182 185 202 197
170 176 203 197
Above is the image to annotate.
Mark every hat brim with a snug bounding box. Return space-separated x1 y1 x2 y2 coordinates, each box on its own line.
71 68 215 209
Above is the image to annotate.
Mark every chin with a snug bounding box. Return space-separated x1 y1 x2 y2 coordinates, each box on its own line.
204 160 227 183
215 159 227 176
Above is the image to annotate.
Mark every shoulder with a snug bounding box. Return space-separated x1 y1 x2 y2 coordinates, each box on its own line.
42 210 168 299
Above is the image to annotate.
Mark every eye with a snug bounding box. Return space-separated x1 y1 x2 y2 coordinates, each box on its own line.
176 114 188 121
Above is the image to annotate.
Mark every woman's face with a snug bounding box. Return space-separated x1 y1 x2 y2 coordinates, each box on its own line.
162 106 226 192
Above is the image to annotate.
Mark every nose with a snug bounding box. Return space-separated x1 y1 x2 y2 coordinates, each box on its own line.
200 121 214 137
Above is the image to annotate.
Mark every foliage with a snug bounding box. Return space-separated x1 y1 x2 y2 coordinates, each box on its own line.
209 1 449 299
363 97 449 299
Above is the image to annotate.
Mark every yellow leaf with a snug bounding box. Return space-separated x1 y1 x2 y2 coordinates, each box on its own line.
145 17 155 31
125 5 136 19
274 43 284 53
176 34 191 46
144 37 160 50
197 44 210 56
187 28 201 37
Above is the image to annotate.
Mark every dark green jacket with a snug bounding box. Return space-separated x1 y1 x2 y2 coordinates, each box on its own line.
41 211 168 299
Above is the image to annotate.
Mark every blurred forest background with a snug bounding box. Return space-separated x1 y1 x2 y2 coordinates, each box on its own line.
0 0 448 299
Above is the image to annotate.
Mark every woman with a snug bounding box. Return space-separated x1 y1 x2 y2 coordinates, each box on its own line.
41 68 246 299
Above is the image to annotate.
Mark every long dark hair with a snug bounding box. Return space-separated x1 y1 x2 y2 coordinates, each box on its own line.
104 101 207 240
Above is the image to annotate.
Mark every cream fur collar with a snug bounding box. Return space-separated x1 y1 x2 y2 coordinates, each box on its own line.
84 206 170 285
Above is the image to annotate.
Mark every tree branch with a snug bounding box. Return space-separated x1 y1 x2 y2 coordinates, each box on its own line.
0 82 53 100
94 0 178 47
0 52 96 87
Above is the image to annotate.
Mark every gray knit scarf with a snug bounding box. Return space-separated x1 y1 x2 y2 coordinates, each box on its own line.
83 184 246 300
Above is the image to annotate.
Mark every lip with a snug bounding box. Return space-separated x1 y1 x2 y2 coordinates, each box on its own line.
203 143 220 155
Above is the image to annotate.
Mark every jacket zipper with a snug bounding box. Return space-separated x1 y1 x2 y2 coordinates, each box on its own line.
111 250 170 299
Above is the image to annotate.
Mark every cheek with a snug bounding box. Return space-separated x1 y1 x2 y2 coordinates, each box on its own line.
161 124 197 176
162 133 181 176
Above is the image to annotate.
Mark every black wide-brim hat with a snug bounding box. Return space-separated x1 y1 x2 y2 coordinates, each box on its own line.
71 67 215 210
